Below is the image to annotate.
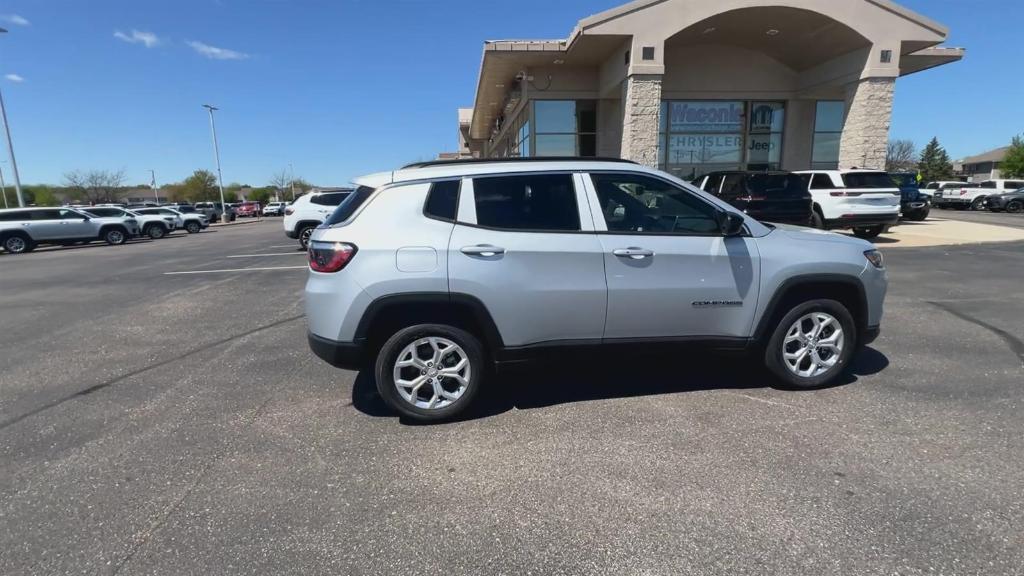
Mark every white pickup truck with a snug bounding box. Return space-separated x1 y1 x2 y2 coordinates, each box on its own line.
933 179 1024 210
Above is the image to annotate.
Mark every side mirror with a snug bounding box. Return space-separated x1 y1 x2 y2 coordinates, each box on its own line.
716 210 745 236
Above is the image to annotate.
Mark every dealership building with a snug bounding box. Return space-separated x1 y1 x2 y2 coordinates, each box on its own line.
452 0 962 180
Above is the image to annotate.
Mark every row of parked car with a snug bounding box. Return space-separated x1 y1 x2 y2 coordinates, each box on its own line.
923 179 1024 213
0 204 209 254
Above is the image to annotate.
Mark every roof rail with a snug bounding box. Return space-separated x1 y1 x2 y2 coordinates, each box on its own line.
402 157 638 170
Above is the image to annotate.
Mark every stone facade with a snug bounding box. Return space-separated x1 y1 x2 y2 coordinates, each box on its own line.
620 74 663 167
838 77 895 170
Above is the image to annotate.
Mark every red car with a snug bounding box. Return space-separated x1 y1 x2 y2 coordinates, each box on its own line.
235 201 261 217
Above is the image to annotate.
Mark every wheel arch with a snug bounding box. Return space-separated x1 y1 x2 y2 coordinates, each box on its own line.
354 293 504 359
754 274 868 344
98 223 128 236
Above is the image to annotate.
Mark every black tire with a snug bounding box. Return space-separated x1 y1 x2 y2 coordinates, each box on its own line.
2 233 34 254
852 225 884 239
810 209 825 230
374 324 486 422
103 227 128 245
764 299 858 390
1006 200 1023 214
905 208 929 222
185 221 201 234
146 224 166 240
970 197 986 211
298 225 316 249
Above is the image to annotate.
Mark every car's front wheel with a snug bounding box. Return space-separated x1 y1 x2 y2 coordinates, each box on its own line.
764 299 857 389
852 225 884 239
146 224 166 240
185 221 201 234
1006 200 1023 214
375 324 485 422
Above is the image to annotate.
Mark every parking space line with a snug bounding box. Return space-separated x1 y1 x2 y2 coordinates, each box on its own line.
227 252 306 258
164 266 307 275
268 245 300 248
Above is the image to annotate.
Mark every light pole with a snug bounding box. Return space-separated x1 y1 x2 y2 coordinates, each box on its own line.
0 27 25 208
1 163 7 209
148 169 158 204
202 104 228 223
289 162 296 201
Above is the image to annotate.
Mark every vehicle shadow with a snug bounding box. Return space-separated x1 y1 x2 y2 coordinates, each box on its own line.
351 347 889 425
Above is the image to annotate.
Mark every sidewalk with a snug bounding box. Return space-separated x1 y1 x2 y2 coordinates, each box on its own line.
842 216 1024 248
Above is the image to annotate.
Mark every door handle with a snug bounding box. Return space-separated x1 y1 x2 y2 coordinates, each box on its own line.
461 244 505 257
613 247 654 259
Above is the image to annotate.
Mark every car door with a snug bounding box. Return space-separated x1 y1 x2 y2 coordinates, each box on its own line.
447 172 607 348
58 209 95 238
583 171 761 340
28 209 68 240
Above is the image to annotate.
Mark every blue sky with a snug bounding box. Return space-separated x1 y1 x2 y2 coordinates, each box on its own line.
0 0 1020 187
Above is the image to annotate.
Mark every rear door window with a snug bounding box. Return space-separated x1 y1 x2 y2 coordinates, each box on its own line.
747 174 807 197
311 192 351 206
471 174 579 232
809 173 833 190
979 181 997 189
720 175 745 198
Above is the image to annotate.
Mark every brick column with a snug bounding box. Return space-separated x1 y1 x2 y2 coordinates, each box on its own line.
838 77 895 170
620 74 662 167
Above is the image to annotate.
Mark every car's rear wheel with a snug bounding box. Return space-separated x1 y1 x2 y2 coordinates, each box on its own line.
146 224 166 239
905 208 929 222
2 233 34 254
970 197 986 211
185 221 201 234
852 225 884 239
765 299 857 389
103 228 128 245
375 324 485 422
298 225 315 249
1006 200 1023 214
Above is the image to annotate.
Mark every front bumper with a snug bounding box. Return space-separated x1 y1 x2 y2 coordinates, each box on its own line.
308 332 365 371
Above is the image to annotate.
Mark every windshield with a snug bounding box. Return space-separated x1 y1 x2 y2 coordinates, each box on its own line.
890 173 917 187
841 172 897 189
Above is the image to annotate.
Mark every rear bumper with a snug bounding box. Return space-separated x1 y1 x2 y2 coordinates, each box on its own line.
285 228 299 239
825 214 899 229
308 332 365 371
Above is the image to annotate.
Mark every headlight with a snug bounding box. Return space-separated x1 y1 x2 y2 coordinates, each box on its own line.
864 249 884 269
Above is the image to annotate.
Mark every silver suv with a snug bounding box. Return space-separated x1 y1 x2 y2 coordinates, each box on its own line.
0 207 139 254
304 159 888 422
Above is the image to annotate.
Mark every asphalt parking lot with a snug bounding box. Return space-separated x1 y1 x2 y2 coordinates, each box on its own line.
2 218 1023 575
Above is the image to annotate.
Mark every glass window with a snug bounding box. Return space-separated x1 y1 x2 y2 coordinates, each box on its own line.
423 181 460 222
32 209 61 220
1005 181 1024 189
0 210 27 221
531 100 597 157
746 173 808 198
720 174 745 197
661 101 747 180
812 101 844 169
60 209 86 219
809 173 834 190
312 192 350 206
472 174 579 231
324 186 375 225
84 208 118 217
747 102 785 170
979 181 996 189
702 173 725 193
841 172 896 189
591 172 720 235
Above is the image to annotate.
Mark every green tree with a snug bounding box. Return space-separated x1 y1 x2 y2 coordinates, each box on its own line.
1000 135 1024 178
22 185 60 206
179 170 219 202
917 137 954 183
248 186 275 205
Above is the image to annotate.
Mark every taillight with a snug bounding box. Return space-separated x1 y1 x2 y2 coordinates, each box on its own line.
284 207 294 215
309 241 357 273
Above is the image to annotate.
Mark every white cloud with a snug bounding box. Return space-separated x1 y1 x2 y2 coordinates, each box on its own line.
5 74 24 83
1 14 30 27
186 40 249 61
114 30 161 48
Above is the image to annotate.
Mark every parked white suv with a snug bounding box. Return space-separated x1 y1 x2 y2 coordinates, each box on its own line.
0 207 138 253
81 206 175 239
933 179 1024 211
134 207 209 234
920 181 966 199
283 189 352 248
263 201 288 216
793 169 900 239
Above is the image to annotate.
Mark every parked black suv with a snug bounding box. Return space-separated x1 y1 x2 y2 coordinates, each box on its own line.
890 172 930 221
985 187 1024 213
693 171 812 226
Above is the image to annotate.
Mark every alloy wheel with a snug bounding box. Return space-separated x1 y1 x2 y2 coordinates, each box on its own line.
782 312 844 379
300 227 314 248
392 337 471 410
5 236 26 253
107 230 125 244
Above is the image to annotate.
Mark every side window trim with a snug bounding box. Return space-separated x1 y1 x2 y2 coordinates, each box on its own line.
457 177 478 225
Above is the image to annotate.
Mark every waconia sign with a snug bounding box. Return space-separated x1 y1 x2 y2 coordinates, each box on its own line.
668 101 743 133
